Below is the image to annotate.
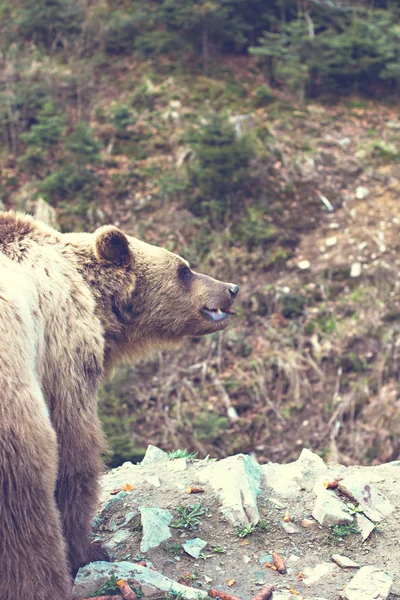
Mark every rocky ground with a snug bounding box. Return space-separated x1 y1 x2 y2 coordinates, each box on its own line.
73 446 400 600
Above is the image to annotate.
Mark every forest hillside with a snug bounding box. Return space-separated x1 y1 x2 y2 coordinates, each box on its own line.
2 0 400 467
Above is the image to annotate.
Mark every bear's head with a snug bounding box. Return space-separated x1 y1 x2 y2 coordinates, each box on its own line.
89 225 239 365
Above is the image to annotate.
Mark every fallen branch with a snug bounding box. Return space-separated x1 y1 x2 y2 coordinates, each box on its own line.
250 584 275 600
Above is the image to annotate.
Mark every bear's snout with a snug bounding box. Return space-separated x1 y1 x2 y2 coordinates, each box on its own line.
228 284 239 300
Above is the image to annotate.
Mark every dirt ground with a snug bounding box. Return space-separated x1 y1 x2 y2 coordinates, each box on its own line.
83 452 400 600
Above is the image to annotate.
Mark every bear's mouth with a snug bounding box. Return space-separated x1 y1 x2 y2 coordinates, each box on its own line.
202 306 236 322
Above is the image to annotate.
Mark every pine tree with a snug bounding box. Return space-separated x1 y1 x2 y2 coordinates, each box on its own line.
185 114 254 227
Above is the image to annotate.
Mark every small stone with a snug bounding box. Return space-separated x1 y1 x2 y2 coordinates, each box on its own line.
355 513 375 542
141 445 168 465
140 507 173 552
281 521 301 534
312 490 353 527
303 562 336 585
300 518 318 529
144 475 161 487
268 497 286 508
355 186 370 200
340 565 392 600
329 223 340 230
298 260 311 270
325 236 337 247
331 554 360 569
182 538 207 559
243 555 251 564
168 457 187 471
350 262 362 278
204 575 213 584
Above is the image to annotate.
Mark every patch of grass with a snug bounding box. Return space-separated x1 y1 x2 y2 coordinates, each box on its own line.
257 519 270 532
213 546 226 553
168 448 198 460
88 574 119 597
172 504 205 530
235 523 256 538
330 523 359 540
163 542 183 555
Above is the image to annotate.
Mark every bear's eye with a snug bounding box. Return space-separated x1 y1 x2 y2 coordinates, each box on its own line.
178 264 192 284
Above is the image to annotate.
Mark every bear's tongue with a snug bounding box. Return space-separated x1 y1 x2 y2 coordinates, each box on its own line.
203 307 228 322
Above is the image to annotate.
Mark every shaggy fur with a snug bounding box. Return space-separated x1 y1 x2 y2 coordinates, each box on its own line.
0 212 238 600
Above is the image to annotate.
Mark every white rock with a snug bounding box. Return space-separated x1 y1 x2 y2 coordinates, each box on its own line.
303 562 337 585
182 538 207 559
198 454 262 525
140 507 172 552
350 262 362 278
141 445 168 465
74 561 208 599
340 565 392 600
263 449 327 499
298 260 311 270
356 186 370 200
325 236 338 247
331 554 360 568
312 490 353 527
338 475 394 522
355 513 375 541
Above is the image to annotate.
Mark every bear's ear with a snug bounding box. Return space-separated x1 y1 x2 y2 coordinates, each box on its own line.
94 226 132 266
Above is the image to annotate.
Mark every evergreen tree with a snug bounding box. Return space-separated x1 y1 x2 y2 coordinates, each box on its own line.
18 0 83 48
185 114 254 227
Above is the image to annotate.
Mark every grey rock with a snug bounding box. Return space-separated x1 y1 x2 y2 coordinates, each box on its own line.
198 454 262 525
264 449 327 499
140 507 173 552
331 554 360 568
303 562 337 585
74 561 208 599
312 490 353 527
141 444 168 465
356 513 375 542
338 475 394 522
182 537 207 559
281 521 301 534
355 186 370 200
340 565 392 600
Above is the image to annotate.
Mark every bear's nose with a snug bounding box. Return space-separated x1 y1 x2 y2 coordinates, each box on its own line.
228 284 239 299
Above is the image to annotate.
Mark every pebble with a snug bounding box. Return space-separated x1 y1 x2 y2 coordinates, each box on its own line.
331 554 360 569
350 262 362 278
325 236 338 247
355 186 370 200
298 260 311 270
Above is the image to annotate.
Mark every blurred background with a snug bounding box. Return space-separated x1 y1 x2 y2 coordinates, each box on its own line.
2 0 400 467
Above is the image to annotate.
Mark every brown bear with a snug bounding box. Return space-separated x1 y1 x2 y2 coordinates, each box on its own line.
0 211 239 600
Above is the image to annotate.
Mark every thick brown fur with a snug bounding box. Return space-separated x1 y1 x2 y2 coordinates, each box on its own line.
0 212 238 600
